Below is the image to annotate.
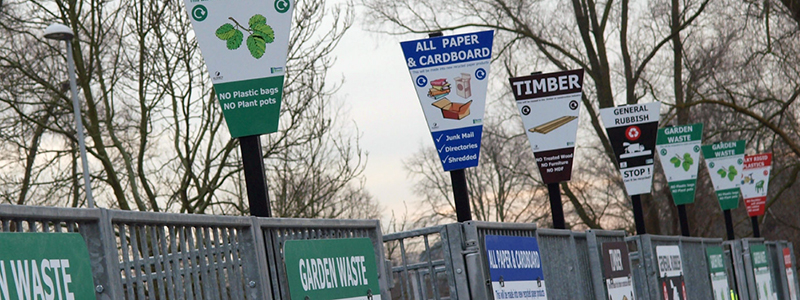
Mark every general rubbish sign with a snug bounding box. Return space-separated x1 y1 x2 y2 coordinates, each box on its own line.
508 69 584 183
657 245 687 300
485 235 547 299
401 31 494 171
283 238 382 300
706 246 731 300
0 233 95 300
741 153 772 217
184 0 293 137
701 140 746 210
602 241 635 300
656 123 703 205
600 102 661 196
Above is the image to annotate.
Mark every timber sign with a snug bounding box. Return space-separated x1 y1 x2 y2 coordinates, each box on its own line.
508 69 584 183
283 238 382 300
184 0 294 137
600 102 661 195
0 233 95 300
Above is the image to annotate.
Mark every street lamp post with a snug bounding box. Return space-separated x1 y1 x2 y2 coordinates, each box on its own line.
44 23 95 208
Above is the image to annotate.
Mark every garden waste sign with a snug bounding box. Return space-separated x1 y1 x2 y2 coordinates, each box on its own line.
701 140 746 210
401 30 494 171
184 0 294 137
0 233 95 300
656 123 703 205
283 238 382 300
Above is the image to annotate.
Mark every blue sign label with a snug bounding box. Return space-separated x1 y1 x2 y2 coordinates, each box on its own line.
485 235 547 299
485 235 545 282
401 31 494 70
431 125 482 171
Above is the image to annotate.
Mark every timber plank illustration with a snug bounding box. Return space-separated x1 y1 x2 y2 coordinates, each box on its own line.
529 116 577 134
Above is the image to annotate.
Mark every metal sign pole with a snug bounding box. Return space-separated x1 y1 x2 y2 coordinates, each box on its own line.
240 135 271 217
678 204 690 236
548 183 566 229
724 209 735 240
451 169 472 222
632 194 647 235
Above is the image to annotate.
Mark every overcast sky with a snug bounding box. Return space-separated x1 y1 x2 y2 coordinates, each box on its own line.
328 20 429 218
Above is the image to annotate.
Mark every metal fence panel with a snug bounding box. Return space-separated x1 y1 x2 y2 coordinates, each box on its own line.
627 234 724 300
382 224 463 300
108 209 264 300
256 217 389 300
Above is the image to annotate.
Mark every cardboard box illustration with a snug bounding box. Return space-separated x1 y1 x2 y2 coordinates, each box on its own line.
454 73 472 98
432 98 472 120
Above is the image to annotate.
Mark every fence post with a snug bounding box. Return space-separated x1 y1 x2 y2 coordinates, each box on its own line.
445 223 471 300
83 208 124 299
243 217 271 299
586 230 608 300
460 222 489 300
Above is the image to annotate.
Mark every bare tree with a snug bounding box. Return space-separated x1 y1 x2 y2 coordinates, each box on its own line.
0 0 379 219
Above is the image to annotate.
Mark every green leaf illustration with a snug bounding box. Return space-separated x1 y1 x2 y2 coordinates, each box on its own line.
252 23 275 43
249 14 267 28
670 157 681 168
682 161 691 172
683 153 693 166
728 166 738 181
717 168 727 178
247 33 267 58
226 30 244 50
215 23 238 40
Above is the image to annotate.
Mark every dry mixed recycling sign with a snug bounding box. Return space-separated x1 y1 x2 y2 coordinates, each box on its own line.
0 233 95 300
184 0 293 137
741 153 772 217
600 102 661 196
656 123 704 205
701 140 746 210
401 31 494 171
508 69 584 183
283 238 381 300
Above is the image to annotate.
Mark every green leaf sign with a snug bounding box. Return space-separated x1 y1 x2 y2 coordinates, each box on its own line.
184 0 294 137
656 123 703 205
702 140 746 210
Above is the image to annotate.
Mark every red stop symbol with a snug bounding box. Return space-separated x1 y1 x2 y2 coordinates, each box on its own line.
626 126 641 141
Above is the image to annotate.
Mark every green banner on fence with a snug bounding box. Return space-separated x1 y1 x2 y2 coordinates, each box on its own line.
283 238 382 300
0 232 95 300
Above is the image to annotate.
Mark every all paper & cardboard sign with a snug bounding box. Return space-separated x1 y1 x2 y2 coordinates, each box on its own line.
509 69 584 183
701 140 746 210
656 123 703 205
484 235 547 299
741 153 772 217
750 244 777 300
600 102 661 196
184 0 293 137
783 248 798 300
283 238 381 300
706 246 731 300
657 245 687 300
401 31 494 171
601 241 635 300
0 233 95 300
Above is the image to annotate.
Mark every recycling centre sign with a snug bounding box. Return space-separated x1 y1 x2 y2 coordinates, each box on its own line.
184 0 294 137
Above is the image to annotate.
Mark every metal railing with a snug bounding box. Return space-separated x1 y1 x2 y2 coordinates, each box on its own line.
0 204 390 300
